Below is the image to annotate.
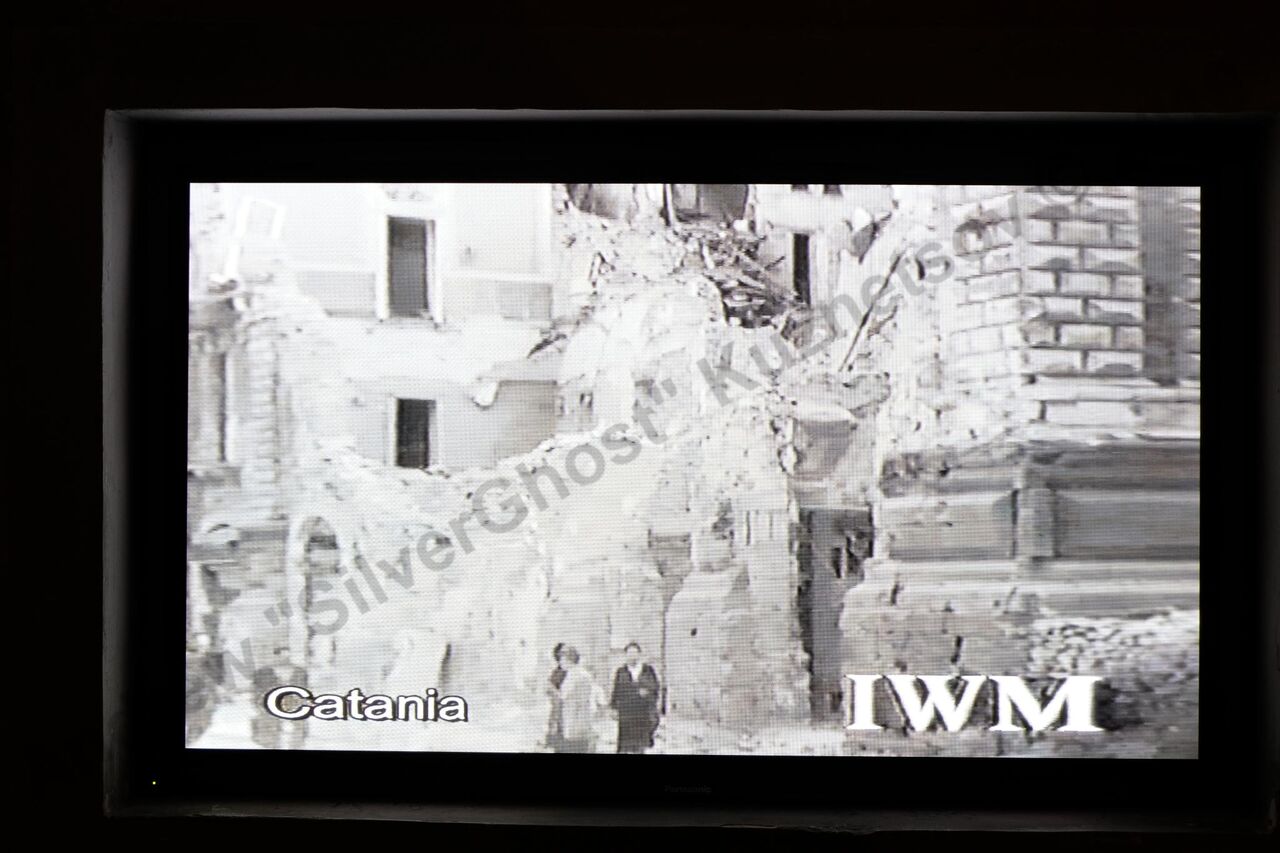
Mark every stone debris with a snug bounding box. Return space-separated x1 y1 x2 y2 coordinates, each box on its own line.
1020 610 1199 756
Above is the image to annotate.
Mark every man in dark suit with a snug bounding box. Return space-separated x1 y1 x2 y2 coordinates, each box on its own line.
609 641 660 753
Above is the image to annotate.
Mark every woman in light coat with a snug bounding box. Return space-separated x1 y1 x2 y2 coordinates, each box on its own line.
555 646 606 753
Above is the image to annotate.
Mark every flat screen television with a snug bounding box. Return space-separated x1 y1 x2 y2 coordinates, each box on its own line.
102 111 1276 830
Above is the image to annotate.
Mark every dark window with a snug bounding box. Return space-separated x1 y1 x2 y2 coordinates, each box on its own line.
213 352 229 462
792 233 811 304
791 184 809 192
388 217 430 318
823 185 843 196
395 398 436 469
672 184 749 222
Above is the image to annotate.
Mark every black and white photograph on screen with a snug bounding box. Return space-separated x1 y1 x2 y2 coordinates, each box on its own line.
186 183 1200 758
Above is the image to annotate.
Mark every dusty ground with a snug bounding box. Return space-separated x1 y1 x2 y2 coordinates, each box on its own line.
189 695 853 756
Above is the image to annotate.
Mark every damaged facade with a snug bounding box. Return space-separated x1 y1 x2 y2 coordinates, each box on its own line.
188 182 1200 757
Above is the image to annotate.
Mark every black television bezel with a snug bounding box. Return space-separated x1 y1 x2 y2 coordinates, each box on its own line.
103 110 1277 830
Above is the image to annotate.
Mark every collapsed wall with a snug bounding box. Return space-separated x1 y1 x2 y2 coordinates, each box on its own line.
264 184 957 746
545 188 815 732
190 183 838 749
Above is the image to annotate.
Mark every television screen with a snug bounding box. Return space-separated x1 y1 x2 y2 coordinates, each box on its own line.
185 181 1200 760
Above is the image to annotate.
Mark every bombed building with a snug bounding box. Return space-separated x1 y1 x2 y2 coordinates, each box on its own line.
186 182 1200 757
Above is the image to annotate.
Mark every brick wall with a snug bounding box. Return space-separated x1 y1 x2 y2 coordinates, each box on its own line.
942 186 1199 440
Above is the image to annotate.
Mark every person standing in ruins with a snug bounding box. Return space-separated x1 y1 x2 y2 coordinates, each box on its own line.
555 646 605 753
609 641 661 754
543 642 568 751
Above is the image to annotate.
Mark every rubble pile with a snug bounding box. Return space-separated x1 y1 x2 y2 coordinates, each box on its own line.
675 221 797 329
561 185 816 333
1022 610 1200 757
547 192 830 729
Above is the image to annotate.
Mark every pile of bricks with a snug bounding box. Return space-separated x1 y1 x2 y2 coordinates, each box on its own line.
1023 610 1199 757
